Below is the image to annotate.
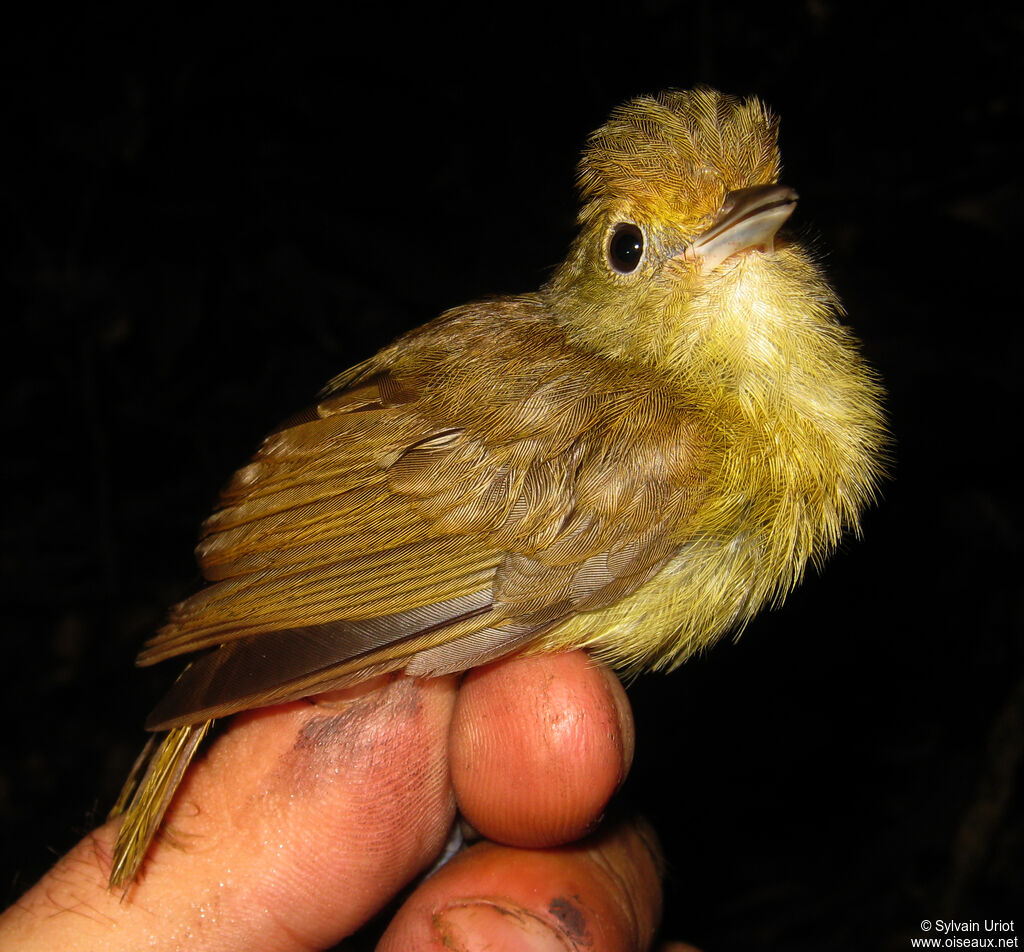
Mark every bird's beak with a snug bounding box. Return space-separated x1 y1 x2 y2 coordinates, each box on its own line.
679 184 798 274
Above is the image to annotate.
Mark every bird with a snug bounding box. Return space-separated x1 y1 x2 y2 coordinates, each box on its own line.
107 87 887 888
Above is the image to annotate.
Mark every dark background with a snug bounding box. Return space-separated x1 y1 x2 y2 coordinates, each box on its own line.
2 3 1020 949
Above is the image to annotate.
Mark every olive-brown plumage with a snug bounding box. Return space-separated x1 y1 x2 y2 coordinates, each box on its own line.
108 88 887 888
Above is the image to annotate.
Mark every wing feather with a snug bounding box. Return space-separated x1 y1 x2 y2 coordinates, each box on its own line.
139 307 709 725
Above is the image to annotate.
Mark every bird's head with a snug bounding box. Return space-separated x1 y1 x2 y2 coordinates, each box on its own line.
546 88 830 382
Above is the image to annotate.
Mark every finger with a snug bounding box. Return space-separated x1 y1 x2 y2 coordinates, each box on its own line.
378 817 663 951
449 651 634 847
0 675 457 952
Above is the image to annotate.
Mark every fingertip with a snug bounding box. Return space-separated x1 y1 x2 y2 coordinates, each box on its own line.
449 651 633 848
379 819 663 952
2 676 459 952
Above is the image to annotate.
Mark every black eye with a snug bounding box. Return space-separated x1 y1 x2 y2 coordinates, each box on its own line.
607 223 644 274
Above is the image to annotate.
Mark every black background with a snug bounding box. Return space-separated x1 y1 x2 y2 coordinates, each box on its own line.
2 3 1020 949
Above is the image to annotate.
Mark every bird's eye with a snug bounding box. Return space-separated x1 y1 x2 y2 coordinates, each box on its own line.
607 223 645 274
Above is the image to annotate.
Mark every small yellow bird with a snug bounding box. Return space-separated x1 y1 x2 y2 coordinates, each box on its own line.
108 87 887 888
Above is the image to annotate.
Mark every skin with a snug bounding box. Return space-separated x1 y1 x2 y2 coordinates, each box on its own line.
0 652 668 951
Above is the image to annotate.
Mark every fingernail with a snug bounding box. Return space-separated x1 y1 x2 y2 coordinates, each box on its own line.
598 664 635 781
434 900 573 951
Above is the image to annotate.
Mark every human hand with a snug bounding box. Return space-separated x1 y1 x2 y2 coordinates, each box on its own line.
0 651 664 951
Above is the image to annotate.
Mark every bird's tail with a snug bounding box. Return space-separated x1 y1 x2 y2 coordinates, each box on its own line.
107 720 213 889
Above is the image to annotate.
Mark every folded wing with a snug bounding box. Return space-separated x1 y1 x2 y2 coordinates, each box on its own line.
141 322 707 729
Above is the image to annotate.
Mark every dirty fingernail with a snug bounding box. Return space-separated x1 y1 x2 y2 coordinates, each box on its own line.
434 900 572 951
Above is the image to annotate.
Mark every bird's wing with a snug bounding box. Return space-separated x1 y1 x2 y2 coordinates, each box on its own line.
140 351 707 730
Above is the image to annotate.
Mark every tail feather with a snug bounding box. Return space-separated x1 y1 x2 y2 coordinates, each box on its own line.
108 720 213 889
